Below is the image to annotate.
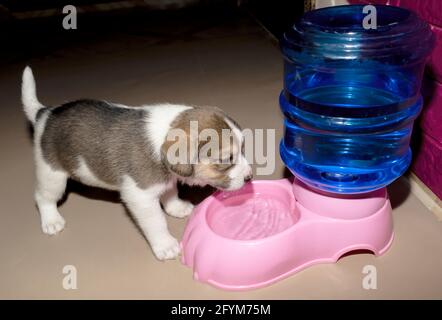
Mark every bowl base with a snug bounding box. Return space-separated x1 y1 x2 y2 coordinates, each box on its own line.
181 178 393 291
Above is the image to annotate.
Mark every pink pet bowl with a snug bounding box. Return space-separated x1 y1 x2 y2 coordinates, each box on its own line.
181 178 394 291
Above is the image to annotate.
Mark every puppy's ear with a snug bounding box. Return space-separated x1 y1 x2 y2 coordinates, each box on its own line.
160 135 194 177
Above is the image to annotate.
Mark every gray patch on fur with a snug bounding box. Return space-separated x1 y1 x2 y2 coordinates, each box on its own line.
40 99 170 189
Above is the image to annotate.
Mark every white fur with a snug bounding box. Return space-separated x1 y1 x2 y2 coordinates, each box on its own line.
224 118 253 190
120 176 181 260
22 66 45 124
34 112 68 235
74 157 118 190
145 104 193 160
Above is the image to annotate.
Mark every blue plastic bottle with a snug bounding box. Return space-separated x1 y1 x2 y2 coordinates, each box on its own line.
280 5 435 194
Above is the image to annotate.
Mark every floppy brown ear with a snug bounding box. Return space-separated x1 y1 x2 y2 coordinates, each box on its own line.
160 136 194 177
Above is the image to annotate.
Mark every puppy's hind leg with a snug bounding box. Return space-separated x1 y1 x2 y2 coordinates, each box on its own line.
121 177 180 261
35 156 68 236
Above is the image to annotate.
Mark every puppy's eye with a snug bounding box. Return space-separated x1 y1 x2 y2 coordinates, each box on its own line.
229 154 234 163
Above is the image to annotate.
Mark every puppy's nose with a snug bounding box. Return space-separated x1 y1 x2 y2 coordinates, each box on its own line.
244 174 253 183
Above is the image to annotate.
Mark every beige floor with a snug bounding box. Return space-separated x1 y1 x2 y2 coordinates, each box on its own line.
1 13 441 300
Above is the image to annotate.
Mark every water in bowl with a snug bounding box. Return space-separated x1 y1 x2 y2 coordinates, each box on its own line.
208 194 296 241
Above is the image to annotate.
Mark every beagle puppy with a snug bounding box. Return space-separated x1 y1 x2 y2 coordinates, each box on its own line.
22 67 252 260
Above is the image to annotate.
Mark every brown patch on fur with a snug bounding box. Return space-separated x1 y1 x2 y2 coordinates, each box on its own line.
160 137 194 177
194 164 231 189
160 106 241 189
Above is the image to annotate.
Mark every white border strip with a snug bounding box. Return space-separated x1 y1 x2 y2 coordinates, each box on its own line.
403 173 442 221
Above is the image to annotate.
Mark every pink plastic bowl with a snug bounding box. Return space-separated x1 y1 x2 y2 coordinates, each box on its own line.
181 179 394 291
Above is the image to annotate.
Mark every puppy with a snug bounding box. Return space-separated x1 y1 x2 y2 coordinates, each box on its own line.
22 67 252 260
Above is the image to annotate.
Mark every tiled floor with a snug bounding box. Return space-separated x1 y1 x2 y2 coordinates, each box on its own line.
0 9 441 299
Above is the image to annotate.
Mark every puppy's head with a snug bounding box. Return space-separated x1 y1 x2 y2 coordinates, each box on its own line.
160 107 252 191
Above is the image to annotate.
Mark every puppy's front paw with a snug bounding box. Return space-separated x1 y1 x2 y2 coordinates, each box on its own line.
41 214 66 235
151 235 180 260
164 199 194 218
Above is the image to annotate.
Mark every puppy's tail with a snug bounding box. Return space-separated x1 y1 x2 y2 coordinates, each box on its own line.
22 66 45 125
